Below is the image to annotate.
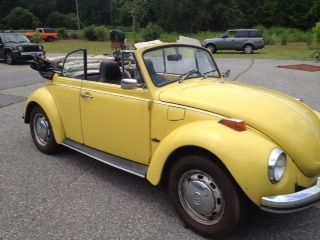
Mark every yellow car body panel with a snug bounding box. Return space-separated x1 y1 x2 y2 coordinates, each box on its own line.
80 80 151 164
47 75 83 143
25 43 320 209
157 79 320 177
146 107 317 204
25 86 65 143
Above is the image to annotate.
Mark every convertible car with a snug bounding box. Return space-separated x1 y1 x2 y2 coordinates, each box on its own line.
24 40 320 238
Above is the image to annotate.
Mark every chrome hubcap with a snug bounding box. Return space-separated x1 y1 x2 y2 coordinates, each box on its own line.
33 113 50 146
178 170 224 225
244 46 252 53
208 46 215 53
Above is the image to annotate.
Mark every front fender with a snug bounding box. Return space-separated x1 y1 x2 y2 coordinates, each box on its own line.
146 120 298 205
24 87 65 143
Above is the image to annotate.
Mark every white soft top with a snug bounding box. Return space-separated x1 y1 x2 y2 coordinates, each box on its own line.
134 40 163 49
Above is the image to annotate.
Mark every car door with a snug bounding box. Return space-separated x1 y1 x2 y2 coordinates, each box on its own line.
235 31 248 50
80 54 151 165
49 49 85 143
0 35 5 60
220 31 236 50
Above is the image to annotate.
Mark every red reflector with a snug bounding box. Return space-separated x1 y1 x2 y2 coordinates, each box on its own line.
219 118 247 131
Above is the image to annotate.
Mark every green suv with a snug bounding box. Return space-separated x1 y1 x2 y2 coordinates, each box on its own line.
0 32 45 65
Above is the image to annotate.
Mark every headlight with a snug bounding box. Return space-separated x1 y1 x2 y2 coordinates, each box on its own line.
17 46 23 51
268 148 287 183
38 45 43 50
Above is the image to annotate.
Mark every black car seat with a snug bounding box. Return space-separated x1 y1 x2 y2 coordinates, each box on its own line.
144 59 165 85
99 61 122 84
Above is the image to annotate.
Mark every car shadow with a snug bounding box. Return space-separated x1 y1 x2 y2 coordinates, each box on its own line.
54 147 320 239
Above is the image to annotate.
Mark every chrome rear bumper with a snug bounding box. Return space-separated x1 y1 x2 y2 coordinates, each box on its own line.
260 177 320 213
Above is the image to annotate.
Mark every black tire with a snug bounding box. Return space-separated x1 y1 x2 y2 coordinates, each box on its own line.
168 154 246 239
5 51 15 65
47 37 54 42
313 51 320 63
30 105 59 154
243 44 254 54
206 43 217 53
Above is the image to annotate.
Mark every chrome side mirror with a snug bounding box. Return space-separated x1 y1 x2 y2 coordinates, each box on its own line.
222 69 231 79
121 78 138 90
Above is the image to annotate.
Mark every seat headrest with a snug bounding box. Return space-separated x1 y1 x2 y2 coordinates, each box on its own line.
99 61 122 84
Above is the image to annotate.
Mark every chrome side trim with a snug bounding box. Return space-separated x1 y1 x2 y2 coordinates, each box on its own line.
153 100 222 118
260 177 320 213
62 139 148 178
81 87 151 102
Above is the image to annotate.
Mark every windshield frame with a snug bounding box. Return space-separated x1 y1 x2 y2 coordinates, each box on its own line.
142 44 221 87
2 33 30 44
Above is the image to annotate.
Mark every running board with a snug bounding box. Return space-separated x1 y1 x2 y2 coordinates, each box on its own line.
62 139 148 178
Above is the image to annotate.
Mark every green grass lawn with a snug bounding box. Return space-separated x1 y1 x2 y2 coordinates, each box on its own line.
43 40 316 61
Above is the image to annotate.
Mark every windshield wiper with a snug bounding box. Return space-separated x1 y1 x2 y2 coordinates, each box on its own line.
178 69 202 83
201 69 218 79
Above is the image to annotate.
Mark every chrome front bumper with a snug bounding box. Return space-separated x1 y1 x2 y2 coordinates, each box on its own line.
260 177 320 213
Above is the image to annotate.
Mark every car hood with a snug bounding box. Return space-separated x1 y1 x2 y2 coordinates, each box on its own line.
159 80 320 176
5 42 40 48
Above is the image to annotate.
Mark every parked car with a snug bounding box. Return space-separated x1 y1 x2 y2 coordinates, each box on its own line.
25 28 59 42
203 29 264 54
0 32 45 65
25 41 320 239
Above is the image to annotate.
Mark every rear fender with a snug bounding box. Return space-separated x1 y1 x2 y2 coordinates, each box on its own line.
24 87 65 143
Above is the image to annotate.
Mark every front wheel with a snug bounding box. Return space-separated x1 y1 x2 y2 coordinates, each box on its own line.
5 51 15 65
313 51 320 63
168 154 246 238
206 44 217 53
30 105 59 154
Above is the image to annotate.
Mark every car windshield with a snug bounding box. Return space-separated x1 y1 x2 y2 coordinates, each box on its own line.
143 46 220 87
2 34 30 43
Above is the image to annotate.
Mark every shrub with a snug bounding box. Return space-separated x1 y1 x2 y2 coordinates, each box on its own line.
126 32 143 42
32 32 42 43
95 26 109 41
142 22 162 41
280 31 288 45
83 25 109 41
264 33 277 45
70 31 81 39
313 21 320 45
84 25 98 41
305 32 313 46
57 27 70 39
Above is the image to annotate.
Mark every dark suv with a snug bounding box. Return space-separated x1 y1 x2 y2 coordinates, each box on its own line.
0 32 45 65
203 29 264 54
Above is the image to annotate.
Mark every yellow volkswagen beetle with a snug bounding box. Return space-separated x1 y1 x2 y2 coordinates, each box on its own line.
24 41 320 238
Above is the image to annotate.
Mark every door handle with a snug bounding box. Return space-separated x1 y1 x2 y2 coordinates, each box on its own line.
80 92 93 99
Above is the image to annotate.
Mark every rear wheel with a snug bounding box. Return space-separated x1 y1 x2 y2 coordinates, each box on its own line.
30 105 59 154
47 37 54 42
5 51 15 65
168 154 246 239
243 44 254 54
206 44 217 53
313 51 320 63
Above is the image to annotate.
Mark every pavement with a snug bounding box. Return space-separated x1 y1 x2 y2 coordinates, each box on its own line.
0 57 320 240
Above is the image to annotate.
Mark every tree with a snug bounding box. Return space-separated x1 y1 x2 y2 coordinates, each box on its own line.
6 7 40 29
47 12 79 29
